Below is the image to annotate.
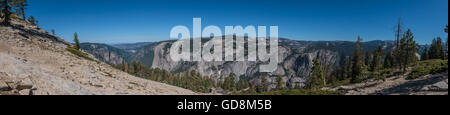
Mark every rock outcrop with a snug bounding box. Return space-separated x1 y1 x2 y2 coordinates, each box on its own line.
82 37 396 90
80 43 130 65
147 39 394 89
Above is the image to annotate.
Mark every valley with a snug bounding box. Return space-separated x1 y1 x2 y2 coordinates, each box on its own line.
0 0 447 95
81 38 397 90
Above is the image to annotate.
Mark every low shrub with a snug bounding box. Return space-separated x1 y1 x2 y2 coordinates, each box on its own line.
66 47 95 62
407 59 448 80
373 68 394 80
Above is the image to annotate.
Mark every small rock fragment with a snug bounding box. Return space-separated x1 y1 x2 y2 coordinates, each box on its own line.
16 78 33 90
19 89 31 95
0 82 11 91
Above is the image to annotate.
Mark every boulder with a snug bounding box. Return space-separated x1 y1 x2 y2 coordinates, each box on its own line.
432 81 448 90
19 89 31 95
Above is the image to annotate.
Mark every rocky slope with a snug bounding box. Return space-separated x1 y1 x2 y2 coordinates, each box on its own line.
0 20 196 95
329 71 448 95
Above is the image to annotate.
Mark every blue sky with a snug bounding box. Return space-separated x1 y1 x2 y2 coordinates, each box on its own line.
27 0 448 44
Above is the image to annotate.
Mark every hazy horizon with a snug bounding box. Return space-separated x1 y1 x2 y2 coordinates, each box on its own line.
97 37 397 46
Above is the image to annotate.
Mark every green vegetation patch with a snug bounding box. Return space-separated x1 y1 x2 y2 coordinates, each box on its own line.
370 68 394 80
66 47 96 62
407 59 448 80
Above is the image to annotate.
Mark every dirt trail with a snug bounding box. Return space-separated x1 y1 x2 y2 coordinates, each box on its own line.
330 71 448 95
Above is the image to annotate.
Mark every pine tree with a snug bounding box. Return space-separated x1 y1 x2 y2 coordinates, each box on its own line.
11 0 27 20
122 60 128 73
343 56 351 79
223 73 236 91
1 0 11 26
445 25 448 59
322 59 332 86
421 45 429 61
429 39 438 59
276 75 284 90
364 51 371 66
438 37 443 60
327 71 339 85
429 37 444 60
217 75 224 89
351 36 363 83
236 76 249 91
446 25 448 34
398 31 408 71
19 0 27 20
73 32 80 50
397 29 419 71
405 29 419 64
259 76 268 92
306 58 325 89
384 50 394 68
51 29 55 35
370 46 383 71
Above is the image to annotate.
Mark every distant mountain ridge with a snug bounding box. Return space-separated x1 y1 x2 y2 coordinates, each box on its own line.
80 43 131 65
111 42 154 50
